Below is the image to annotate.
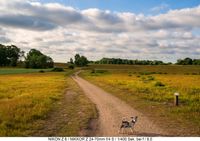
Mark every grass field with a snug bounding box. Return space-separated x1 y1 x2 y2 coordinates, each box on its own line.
88 64 200 74
0 68 52 75
0 71 97 136
81 65 200 136
54 63 68 68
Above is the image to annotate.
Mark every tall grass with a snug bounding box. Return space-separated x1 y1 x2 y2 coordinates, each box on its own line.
0 71 97 136
0 73 66 136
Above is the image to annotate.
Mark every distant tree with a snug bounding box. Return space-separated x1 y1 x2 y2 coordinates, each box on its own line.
193 59 200 65
74 54 81 66
74 54 88 67
80 56 88 66
0 44 24 66
184 58 193 65
0 44 7 66
70 58 74 64
176 58 193 65
95 58 165 65
25 49 54 68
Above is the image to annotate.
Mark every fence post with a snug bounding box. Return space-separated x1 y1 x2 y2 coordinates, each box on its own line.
174 92 179 106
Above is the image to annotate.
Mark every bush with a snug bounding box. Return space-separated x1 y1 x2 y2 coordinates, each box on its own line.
68 64 75 69
139 72 157 75
91 69 95 73
39 70 45 73
95 69 108 73
147 76 155 81
51 67 64 72
154 81 165 87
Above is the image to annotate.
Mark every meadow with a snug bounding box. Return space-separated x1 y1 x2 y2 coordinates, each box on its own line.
81 65 200 136
0 68 52 75
0 71 97 136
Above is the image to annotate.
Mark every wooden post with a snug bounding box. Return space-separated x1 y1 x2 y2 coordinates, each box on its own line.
174 93 179 106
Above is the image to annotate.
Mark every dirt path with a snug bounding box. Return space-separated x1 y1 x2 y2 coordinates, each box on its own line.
72 74 170 136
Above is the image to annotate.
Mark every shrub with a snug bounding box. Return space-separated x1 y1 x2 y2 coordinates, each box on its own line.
51 67 64 72
147 76 155 81
154 81 165 87
39 70 45 73
95 69 108 73
91 69 95 73
68 64 75 69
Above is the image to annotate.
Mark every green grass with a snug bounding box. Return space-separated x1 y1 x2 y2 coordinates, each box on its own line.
0 68 52 75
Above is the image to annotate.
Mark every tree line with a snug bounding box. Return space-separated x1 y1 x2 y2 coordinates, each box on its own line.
1 44 200 68
93 57 200 65
0 44 54 68
93 58 169 65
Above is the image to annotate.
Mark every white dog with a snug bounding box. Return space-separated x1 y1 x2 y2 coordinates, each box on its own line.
119 116 138 134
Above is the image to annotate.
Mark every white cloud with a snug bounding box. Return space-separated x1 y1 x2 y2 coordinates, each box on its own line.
0 0 200 62
151 3 169 12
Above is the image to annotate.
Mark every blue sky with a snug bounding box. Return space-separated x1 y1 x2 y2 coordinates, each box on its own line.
38 0 200 14
1 0 200 62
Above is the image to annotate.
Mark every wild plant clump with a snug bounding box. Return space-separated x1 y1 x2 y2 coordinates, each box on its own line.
154 81 165 87
51 67 64 72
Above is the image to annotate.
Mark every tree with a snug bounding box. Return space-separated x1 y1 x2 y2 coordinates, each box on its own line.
95 58 165 65
25 49 54 68
176 58 193 65
70 58 74 64
0 44 7 66
184 58 193 65
74 54 81 66
74 54 88 67
0 44 23 66
193 59 200 65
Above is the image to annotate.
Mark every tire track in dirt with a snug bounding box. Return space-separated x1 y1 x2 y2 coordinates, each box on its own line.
72 74 170 136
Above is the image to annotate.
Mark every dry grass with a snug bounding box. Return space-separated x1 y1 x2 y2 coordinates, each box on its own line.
88 64 200 74
0 73 66 136
56 77 97 136
0 71 97 136
54 63 68 68
81 65 200 136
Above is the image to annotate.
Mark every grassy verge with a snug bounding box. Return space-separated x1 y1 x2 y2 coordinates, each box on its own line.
56 76 97 136
80 69 200 136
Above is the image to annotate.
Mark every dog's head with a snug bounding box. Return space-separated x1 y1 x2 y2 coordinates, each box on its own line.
130 116 138 123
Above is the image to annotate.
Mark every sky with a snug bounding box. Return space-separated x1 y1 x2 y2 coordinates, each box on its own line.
0 0 200 62
38 0 200 14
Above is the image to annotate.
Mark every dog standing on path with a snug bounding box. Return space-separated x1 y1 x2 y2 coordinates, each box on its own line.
119 116 138 134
